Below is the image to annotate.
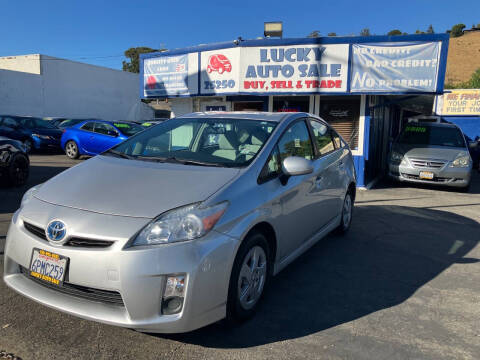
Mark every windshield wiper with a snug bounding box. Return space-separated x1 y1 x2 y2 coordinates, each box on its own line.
103 149 135 159
135 156 227 167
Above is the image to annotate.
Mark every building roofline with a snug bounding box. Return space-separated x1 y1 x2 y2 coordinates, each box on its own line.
141 33 450 60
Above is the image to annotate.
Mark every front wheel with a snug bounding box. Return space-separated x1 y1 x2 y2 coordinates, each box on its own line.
8 154 29 186
227 232 270 322
65 140 79 159
336 192 353 234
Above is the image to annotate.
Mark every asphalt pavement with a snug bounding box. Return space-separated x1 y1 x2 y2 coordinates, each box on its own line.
1 155 479 359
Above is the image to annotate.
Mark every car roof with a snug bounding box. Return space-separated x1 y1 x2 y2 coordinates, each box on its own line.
409 122 460 129
177 111 307 123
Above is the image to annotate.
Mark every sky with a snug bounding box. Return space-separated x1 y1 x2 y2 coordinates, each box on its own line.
1 0 479 70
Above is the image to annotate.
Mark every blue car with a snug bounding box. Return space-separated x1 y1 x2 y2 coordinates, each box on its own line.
0 115 63 153
61 120 144 159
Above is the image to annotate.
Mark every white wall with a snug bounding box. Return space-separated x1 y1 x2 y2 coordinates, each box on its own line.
169 98 193 117
0 54 153 121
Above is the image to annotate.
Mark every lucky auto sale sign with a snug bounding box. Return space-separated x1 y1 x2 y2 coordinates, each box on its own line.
240 45 349 93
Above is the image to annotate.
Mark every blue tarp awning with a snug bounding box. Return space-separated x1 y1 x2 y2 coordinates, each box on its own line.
442 116 480 140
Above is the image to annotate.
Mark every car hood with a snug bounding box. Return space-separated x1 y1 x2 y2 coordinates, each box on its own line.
34 155 240 218
394 144 468 161
30 128 63 138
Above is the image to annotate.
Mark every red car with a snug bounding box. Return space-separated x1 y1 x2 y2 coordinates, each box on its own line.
207 54 232 74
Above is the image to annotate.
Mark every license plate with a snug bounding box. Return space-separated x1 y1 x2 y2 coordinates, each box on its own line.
419 171 434 180
29 248 69 286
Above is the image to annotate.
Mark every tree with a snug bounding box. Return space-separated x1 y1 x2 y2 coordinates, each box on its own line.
360 28 371 36
415 30 425 34
122 47 164 73
308 30 321 38
327 32 337 36
468 68 480 88
450 23 466 38
427 24 434 34
387 29 403 36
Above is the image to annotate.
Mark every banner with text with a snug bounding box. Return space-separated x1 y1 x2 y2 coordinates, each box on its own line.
240 44 349 93
438 89 480 115
351 42 441 92
143 53 198 97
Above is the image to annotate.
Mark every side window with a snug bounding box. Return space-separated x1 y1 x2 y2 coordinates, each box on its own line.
171 124 194 150
258 146 281 183
332 130 342 149
3 117 18 128
277 121 314 161
81 122 95 132
94 123 118 136
309 119 335 156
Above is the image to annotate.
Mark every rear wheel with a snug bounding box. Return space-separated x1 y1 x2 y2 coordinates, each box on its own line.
336 191 353 234
65 140 79 159
23 139 33 153
227 232 270 322
8 154 29 186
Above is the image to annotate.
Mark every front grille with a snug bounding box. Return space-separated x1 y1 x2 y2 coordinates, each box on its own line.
24 222 46 240
64 239 114 248
23 221 114 248
20 266 124 306
408 158 447 169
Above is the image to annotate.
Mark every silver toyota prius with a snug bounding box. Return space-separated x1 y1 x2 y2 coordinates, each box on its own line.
3 112 356 333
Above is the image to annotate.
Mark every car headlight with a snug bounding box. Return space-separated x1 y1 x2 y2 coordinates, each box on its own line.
21 185 41 207
32 134 50 140
132 201 229 246
451 153 471 168
390 151 407 165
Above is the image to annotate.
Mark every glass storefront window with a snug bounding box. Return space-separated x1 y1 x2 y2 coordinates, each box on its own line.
273 96 310 113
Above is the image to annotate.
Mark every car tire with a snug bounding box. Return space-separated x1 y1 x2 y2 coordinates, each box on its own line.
23 139 33 154
65 140 79 159
335 191 354 235
459 183 471 193
8 153 29 187
227 231 270 323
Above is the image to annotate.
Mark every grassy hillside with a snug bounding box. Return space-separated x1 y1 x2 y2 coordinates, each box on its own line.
445 32 480 86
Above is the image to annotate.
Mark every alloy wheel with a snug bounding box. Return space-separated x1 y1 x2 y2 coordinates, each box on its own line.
343 194 352 228
66 142 78 158
24 139 32 153
237 245 267 310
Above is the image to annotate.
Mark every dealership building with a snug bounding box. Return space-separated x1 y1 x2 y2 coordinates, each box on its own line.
140 34 450 187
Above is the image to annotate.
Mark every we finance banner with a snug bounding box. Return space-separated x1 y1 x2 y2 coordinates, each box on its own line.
351 42 441 93
439 90 480 115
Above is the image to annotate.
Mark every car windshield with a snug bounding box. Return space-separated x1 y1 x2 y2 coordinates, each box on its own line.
112 122 144 136
19 118 56 129
107 117 277 167
58 119 83 128
398 125 466 148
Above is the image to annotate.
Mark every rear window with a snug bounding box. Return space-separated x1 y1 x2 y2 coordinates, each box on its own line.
398 125 466 148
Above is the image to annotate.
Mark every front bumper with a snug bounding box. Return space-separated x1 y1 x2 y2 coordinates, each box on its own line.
33 137 61 150
3 200 238 333
388 161 471 188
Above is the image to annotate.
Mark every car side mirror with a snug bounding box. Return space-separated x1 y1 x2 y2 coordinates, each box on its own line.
280 156 313 185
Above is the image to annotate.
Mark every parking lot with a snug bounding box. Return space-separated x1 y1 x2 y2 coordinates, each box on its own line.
1 154 479 360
